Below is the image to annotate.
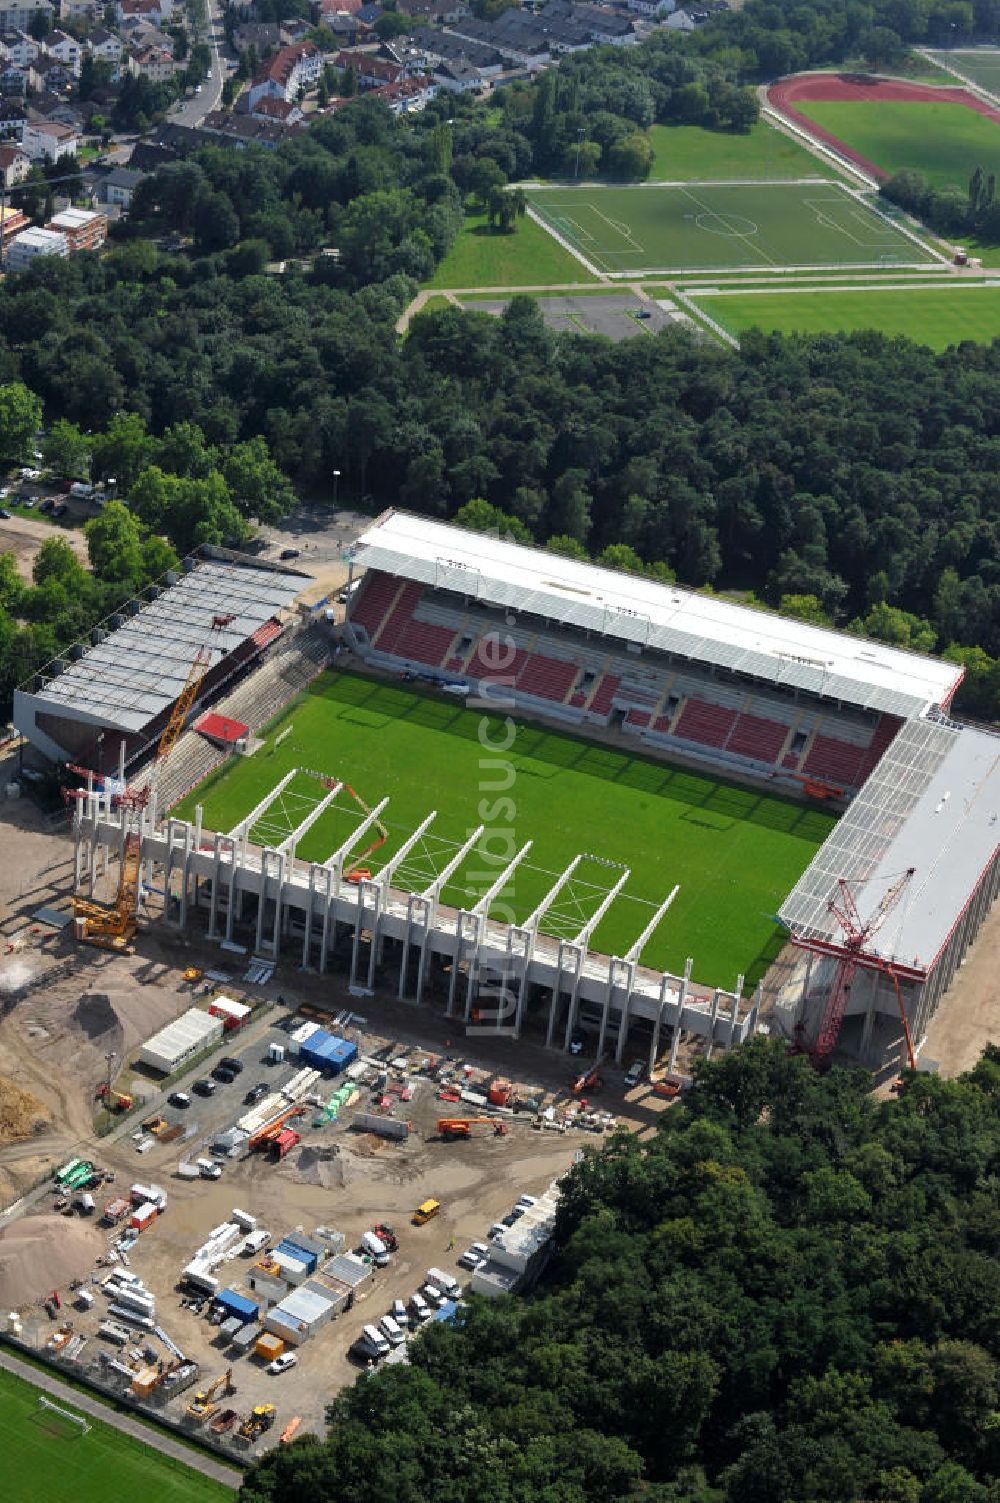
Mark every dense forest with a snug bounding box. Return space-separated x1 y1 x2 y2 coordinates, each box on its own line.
242 1040 1000 1503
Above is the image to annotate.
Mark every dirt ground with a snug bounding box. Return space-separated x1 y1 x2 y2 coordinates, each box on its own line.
921 898 1000 1075
0 514 90 582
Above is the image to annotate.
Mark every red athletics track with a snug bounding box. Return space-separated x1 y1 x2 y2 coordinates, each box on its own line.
767 73 1000 181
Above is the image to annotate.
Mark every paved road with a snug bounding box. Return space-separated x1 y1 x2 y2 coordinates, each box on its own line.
0 1345 242 1488
171 0 226 128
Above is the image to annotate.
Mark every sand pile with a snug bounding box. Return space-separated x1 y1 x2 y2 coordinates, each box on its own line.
0 1214 103 1307
0 959 37 998
295 1144 355 1190
0 1077 49 1146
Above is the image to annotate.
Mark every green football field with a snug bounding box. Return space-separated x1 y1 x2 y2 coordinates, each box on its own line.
923 50 1000 98
690 283 1000 350
0 1367 230 1503
176 672 836 987
794 98 1000 189
646 121 840 182
526 182 936 273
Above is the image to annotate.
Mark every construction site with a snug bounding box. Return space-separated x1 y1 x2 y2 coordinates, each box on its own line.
2 521 1000 1460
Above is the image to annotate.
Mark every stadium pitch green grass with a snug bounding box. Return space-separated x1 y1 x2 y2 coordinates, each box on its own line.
526 181 935 273
647 121 840 182
690 283 1000 349
177 671 835 987
0 1369 229 1503
794 98 1000 190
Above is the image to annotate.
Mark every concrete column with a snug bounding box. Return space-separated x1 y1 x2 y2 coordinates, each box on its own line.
704 989 722 1060
559 943 585 1053
512 925 534 1039
366 881 383 992
667 1022 683 1072
301 865 317 969
649 973 676 1074
318 866 334 975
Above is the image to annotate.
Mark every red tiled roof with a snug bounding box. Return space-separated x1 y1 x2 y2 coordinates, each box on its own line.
194 712 249 745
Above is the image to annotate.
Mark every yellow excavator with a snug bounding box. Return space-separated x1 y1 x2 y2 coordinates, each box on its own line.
238 1404 276 1441
186 1369 235 1423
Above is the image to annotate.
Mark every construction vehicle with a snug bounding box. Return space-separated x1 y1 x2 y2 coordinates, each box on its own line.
141 1115 170 1137
248 1105 306 1154
373 1223 398 1252
96 1083 133 1112
570 1066 603 1095
182 967 203 985
238 1405 276 1442
186 1369 235 1423
73 831 142 951
438 1117 508 1140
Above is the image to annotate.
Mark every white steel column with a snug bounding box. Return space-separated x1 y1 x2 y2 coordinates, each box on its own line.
324 797 389 891
624 885 680 963
279 781 342 859
229 767 298 840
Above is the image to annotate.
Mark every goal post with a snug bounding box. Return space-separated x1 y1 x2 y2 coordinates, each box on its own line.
37 1396 91 1437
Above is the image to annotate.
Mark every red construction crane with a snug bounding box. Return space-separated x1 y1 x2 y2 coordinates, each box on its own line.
811 866 917 1064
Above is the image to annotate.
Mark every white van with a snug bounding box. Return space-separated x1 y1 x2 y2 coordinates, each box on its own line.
378 1314 405 1347
409 1292 431 1322
242 1229 270 1256
361 1323 390 1357
425 1267 460 1299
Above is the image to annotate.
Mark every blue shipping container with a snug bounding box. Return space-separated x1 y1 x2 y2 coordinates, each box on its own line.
276 1239 318 1275
217 1288 259 1321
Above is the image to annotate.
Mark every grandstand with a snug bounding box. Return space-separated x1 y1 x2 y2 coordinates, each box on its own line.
342 511 960 798
13 552 304 773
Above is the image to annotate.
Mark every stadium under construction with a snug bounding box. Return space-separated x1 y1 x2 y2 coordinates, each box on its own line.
28 516 1000 1073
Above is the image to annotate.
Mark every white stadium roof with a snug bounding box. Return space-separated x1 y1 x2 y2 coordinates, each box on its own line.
780 717 1000 975
349 512 962 720
21 558 302 734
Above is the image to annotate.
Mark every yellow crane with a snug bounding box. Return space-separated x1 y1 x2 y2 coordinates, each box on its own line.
73 614 235 952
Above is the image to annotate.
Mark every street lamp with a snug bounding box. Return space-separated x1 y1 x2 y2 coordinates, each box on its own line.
332 469 341 509
574 126 585 180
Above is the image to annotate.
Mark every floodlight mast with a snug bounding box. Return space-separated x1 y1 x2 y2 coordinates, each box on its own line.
811 866 916 1065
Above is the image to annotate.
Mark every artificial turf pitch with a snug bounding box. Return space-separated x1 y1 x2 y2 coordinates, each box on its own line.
527 181 935 273
176 671 836 988
0 1368 229 1503
927 48 1000 96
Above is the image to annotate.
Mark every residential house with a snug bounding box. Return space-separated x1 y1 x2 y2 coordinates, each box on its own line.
21 116 76 158
0 0 53 31
410 25 502 73
249 93 302 123
86 26 124 64
0 95 25 135
29 87 76 119
395 0 467 20
232 20 279 51
98 164 143 207
334 50 404 89
6 223 68 267
42 28 81 73
626 0 674 14
246 41 320 108
59 0 101 21
128 42 174 81
279 17 310 41
322 12 369 44
0 29 38 65
432 56 484 91
199 109 299 148
356 1 381 21
128 139 175 169
117 0 171 24
0 63 26 92
0 206 30 243
46 204 106 250
0 140 28 183
372 72 436 113
319 0 363 15
30 54 76 89
664 7 695 27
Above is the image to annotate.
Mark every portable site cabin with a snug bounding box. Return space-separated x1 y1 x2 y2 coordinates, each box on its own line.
208 995 251 1030
138 1009 224 1075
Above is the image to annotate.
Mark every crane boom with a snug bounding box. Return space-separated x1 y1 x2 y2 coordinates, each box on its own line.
813 867 915 1062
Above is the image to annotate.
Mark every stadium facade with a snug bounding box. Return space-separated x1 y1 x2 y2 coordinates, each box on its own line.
51 515 1000 1071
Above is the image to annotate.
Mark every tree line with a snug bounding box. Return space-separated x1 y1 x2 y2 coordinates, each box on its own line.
242 1039 1000 1503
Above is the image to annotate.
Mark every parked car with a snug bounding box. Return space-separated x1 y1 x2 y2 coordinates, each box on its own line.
192 1077 216 1097
624 1059 645 1089
39 497 54 513
244 1082 268 1105
279 547 300 560
51 502 67 518
391 1298 409 1327
458 1241 490 1271
211 1066 236 1085
409 1292 432 1322
0 508 9 519
168 1092 191 1109
502 1209 524 1228
219 1056 243 1075
268 1352 298 1375
420 1283 446 1309
378 1314 405 1347
21 496 35 508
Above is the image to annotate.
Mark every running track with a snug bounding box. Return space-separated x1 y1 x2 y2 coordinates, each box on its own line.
767 73 1000 181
